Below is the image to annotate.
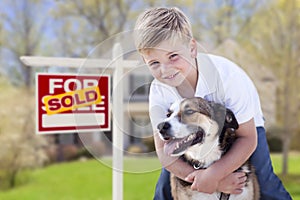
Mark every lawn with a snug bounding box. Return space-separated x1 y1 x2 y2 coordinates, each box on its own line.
0 154 299 200
0 157 162 200
270 152 300 199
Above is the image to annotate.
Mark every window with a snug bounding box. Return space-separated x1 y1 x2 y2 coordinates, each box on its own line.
129 75 153 101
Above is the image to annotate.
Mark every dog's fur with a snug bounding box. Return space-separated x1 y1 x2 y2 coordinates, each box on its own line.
157 97 259 200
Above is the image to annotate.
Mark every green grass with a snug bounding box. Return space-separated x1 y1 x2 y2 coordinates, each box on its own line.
0 157 161 200
271 152 300 200
0 154 299 200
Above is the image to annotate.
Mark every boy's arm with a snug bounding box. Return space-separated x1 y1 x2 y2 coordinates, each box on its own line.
154 119 252 194
186 118 257 193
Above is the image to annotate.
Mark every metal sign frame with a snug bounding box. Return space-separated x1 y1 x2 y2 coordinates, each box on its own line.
20 43 140 200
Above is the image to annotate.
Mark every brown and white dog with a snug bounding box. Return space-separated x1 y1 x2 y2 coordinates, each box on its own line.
157 97 259 200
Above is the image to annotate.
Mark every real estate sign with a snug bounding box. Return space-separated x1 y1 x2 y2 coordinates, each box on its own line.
36 73 110 134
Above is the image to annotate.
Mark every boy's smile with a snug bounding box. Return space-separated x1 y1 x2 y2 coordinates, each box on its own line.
162 71 180 80
141 39 198 96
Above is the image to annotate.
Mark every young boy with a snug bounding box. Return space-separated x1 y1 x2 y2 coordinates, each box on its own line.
134 7 292 200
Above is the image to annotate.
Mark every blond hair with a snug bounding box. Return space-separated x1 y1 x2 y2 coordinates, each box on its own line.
134 7 193 52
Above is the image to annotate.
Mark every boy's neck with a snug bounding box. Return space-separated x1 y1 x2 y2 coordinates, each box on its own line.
177 85 195 98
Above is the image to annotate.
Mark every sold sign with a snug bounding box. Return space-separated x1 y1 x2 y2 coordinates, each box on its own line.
36 73 110 134
44 86 101 115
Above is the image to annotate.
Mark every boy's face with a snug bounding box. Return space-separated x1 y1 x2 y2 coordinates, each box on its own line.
141 39 197 88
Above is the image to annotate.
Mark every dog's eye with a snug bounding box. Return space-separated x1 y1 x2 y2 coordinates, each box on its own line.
166 110 172 117
184 109 196 115
226 115 232 123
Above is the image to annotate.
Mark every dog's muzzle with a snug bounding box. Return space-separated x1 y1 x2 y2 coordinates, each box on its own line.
157 122 172 140
157 122 205 156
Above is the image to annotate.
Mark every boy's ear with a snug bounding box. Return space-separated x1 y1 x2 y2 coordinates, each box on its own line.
189 39 197 58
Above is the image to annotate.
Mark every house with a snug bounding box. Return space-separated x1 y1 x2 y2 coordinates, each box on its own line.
23 39 278 161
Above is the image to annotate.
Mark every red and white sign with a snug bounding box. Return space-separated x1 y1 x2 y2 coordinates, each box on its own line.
36 73 110 134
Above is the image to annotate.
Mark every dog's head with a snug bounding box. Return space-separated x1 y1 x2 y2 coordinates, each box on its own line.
157 97 238 157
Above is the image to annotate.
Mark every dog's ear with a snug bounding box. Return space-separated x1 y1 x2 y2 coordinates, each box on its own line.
205 100 239 130
225 108 239 130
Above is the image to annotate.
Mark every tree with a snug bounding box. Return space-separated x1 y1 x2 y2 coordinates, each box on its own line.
50 0 136 57
243 0 300 175
0 0 48 87
0 2 50 187
186 0 261 47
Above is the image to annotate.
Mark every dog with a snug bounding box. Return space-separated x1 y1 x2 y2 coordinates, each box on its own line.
157 97 259 200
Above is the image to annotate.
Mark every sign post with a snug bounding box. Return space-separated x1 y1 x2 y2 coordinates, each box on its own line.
112 43 124 200
20 43 140 200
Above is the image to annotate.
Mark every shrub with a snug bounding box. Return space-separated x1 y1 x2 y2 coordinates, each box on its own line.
266 126 284 152
267 137 283 152
79 141 106 159
126 143 148 155
142 136 156 153
0 133 48 190
62 145 79 161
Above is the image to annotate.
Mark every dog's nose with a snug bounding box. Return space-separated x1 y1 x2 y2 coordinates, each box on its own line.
157 122 171 140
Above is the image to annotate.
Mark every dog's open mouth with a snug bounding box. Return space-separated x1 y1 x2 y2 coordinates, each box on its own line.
164 129 204 157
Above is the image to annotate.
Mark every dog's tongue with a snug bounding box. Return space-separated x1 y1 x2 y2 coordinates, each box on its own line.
164 137 194 156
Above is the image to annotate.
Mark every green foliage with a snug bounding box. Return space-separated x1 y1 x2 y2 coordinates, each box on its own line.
268 137 283 152
126 144 145 154
0 0 47 87
291 129 300 151
0 132 48 190
267 126 284 152
50 0 136 56
0 79 48 190
142 136 156 153
242 0 300 121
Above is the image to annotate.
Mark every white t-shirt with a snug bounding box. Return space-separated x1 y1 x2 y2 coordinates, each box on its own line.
149 53 264 130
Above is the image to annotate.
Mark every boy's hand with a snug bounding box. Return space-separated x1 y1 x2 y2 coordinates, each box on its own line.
185 169 220 194
218 172 247 194
185 170 247 194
